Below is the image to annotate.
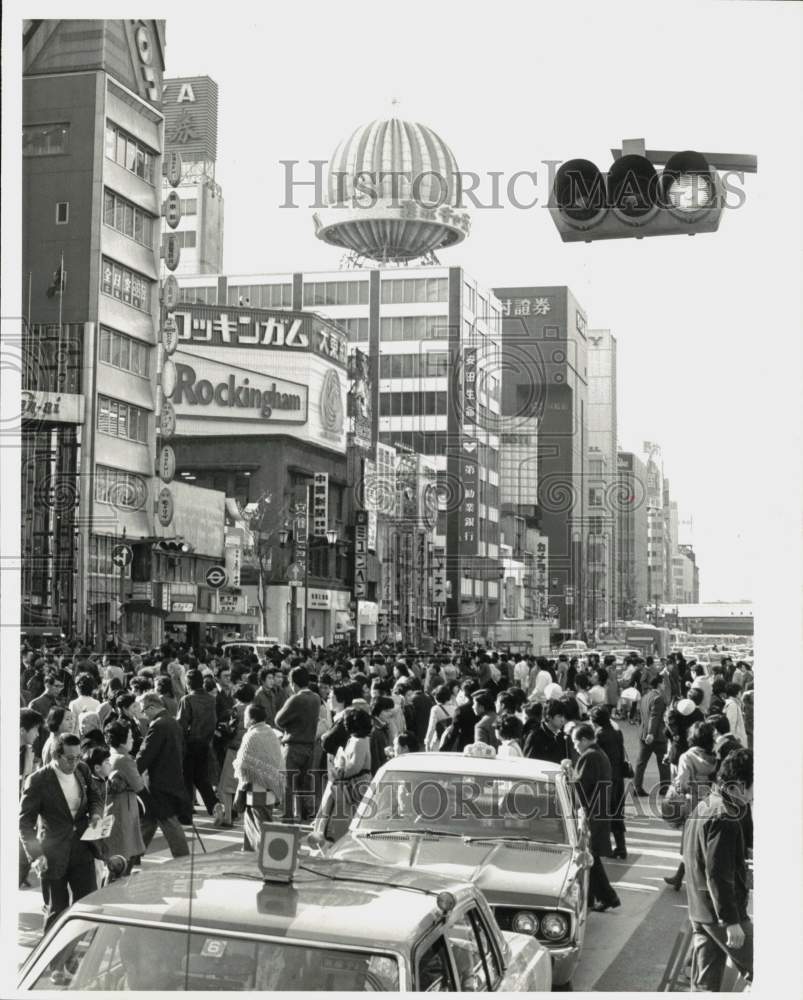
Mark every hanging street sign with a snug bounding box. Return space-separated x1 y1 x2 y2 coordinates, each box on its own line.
160 399 176 439
164 149 183 187
164 190 182 229
158 444 176 484
161 358 177 398
157 487 174 527
162 314 179 355
287 561 303 588
162 274 180 310
163 234 181 272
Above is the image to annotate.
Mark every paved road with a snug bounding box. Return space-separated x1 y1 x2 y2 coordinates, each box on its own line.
17 723 694 990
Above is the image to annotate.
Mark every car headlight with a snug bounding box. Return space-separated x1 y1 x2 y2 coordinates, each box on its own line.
511 910 539 935
540 912 569 940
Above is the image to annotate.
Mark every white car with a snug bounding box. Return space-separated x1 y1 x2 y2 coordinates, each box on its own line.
558 640 588 653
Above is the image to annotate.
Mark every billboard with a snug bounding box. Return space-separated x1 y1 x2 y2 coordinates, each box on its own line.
162 75 219 163
154 480 225 557
172 351 308 426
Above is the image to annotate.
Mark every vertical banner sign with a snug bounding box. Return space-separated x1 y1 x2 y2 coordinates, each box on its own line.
382 533 394 616
417 531 426 624
433 546 447 605
459 438 479 555
294 498 307 578
535 538 548 617
354 511 368 599
312 472 329 537
225 531 242 588
463 348 478 425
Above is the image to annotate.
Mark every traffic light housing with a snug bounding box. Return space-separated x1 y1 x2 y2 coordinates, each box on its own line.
550 148 724 242
154 539 193 556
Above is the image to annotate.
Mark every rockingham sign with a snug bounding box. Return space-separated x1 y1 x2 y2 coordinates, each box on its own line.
172 352 308 426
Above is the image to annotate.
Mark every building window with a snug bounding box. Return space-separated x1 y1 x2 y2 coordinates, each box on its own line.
576 312 587 336
94 466 148 509
23 122 70 156
160 230 196 253
104 121 157 184
99 327 150 378
96 394 149 443
337 317 370 342
302 281 369 307
227 284 292 308
380 277 448 304
178 286 216 305
103 189 154 247
55 202 69 224
101 258 152 312
89 534 132 577
380 316 448 342
180 198 197 215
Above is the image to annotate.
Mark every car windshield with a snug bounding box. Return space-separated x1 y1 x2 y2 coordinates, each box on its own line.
355 771 568 843
28 919 401 991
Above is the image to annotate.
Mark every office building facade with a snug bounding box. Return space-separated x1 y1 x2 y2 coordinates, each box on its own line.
22 19 166 644
494 285 589 635
616 451 649 620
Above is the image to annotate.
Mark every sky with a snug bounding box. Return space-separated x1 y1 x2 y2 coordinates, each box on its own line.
155 0 802 603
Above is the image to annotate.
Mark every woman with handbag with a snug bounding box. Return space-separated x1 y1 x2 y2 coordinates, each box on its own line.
590 706 630 860
663 720 717 890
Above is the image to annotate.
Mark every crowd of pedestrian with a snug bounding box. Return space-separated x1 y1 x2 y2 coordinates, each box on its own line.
18 638 753 988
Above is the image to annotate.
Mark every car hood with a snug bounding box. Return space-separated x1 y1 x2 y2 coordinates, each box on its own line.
329 834 573 906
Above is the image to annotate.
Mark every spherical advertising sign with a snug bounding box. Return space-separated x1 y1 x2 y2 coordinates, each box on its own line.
161 358 177 398
160 399 176 439
158 444 176 483
157 487 174 527
162 315 179 355
162 275 180 310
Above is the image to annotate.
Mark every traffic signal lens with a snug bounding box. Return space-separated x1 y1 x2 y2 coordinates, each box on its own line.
661 150 718 221
666 174 713 212
554 159 606 224
607 155 659 221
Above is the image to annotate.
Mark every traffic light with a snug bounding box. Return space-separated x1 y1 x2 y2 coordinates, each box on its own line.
154 539 193 556
548 141 754 243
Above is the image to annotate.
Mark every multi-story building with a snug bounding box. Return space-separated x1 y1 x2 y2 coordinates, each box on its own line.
22 19 166 645
642 441 666 611
616 451 649 620
175 266 504 642
587 329 618 628
676 544 701 604
160 76 223 275
663 482 679 601
494 285 589 636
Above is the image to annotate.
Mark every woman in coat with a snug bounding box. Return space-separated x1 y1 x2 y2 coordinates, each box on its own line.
216 683 255 826
438 701 477 753
309 707 372 847
590 706 628 859
104 721 146 873
41 707 75 766
663 720 717 891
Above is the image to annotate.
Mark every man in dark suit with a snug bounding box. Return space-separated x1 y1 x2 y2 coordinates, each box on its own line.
275 666 322 822
633 674 671 796
523 700 568 762
683 748 753 990
570 723 621 912
19 732 104 931
136 692 190 858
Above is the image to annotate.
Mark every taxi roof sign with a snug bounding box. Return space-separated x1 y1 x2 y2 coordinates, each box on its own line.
256 822 300 883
